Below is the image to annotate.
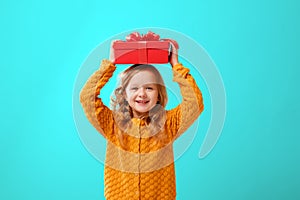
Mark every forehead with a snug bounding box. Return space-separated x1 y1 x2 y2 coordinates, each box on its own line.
128 70 158 85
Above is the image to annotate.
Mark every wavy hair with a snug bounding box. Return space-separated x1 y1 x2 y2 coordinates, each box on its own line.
111 64 168 138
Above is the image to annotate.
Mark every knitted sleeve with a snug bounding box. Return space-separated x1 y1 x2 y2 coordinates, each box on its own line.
166 63 204 140
79 59 116 138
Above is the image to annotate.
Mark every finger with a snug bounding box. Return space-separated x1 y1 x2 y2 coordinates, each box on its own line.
110 40 117 64
170 42 178 56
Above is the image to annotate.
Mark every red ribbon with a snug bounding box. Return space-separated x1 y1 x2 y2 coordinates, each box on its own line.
123 31 179 49
125 31 160 41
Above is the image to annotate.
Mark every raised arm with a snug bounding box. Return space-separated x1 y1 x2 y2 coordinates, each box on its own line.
166 63 204 139
80 59 116 138
166 43 204 140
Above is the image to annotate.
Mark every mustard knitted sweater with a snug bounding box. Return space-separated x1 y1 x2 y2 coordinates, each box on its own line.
80 60 204 200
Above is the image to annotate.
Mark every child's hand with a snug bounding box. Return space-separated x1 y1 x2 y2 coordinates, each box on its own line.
109 42 116 64
169 41 179 67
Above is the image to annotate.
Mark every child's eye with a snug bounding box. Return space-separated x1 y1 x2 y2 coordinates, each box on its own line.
131 87 138 91
146 87 153 90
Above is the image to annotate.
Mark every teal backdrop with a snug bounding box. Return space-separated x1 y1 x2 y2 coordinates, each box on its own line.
1 0 299 199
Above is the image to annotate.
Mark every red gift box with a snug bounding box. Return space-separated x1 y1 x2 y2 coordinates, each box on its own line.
112 31 178 64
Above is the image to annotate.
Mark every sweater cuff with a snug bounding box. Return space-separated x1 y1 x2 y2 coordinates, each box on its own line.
172 63 190 78
101 59 116 71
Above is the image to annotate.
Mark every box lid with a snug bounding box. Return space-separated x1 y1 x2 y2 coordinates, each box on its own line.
112 40 170 50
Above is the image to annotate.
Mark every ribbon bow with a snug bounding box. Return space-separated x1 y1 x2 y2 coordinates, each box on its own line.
125 31 160 41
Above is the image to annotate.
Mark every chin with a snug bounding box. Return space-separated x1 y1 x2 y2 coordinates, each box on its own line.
135 109 150 114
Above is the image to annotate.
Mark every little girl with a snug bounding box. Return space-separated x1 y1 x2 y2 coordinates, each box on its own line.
80 44 204 200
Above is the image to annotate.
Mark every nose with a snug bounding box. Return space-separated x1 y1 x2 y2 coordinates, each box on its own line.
138 88 147 98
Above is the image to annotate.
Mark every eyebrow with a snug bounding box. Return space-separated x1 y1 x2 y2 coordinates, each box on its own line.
128 84 139 88
143 83 157 87
128 83 157 88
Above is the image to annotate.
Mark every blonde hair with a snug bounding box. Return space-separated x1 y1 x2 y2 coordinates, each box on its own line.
111 64 168 137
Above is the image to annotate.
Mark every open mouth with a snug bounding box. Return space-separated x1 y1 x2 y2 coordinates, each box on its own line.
135 100 150 104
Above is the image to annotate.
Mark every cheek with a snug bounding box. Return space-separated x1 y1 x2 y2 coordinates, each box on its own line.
124 89 131 101
125 91 134 102
152 92 159 101
155 90 159 97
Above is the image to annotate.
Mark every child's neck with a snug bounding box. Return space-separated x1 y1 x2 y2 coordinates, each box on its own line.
133 111 149 120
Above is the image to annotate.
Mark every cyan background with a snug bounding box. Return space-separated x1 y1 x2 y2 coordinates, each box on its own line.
1 0 299 199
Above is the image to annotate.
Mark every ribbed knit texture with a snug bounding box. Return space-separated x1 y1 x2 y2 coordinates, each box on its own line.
80 59 204 200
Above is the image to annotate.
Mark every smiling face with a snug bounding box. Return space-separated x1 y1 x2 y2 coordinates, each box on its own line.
125 69 159 118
